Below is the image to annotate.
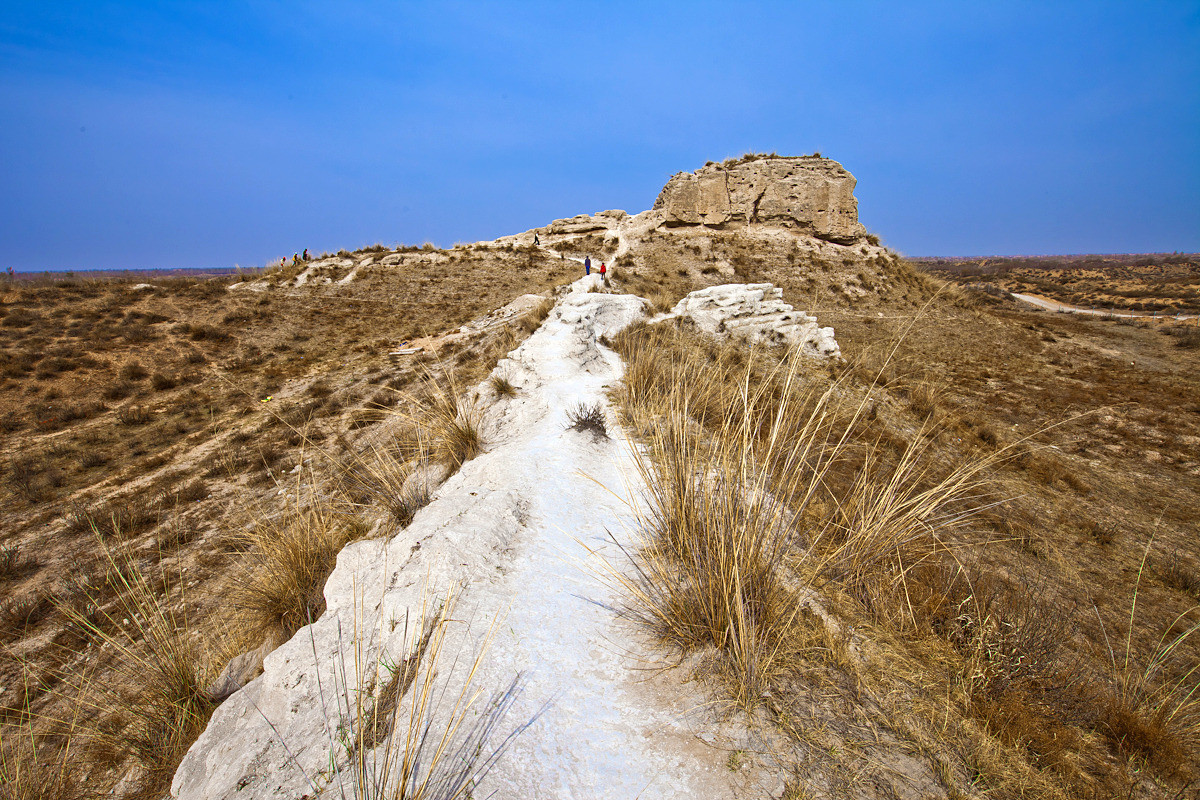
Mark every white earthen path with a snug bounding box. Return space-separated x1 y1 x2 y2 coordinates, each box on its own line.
171 278 783 799
1011 292 1198 320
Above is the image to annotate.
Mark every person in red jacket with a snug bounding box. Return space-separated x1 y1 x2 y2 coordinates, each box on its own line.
599 262 606 277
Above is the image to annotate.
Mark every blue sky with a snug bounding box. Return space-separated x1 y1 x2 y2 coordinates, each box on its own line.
1 1 1197 271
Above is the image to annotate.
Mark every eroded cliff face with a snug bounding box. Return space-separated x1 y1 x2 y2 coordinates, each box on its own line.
653 156 867 244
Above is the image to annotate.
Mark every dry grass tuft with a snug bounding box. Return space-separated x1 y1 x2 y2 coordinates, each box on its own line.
609 322 1006 712
565 402 607 438
1096 545 1200 777
411 371 482 470
1151 548 1200 601
488 374 517 398
54 539 215 794
229 502 358 642
0 716 83 800
336 442 432 528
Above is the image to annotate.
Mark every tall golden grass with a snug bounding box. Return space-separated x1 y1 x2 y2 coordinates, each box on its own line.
1096 540 1200 774
610 319 1200 791
53 534 215 793
610 321 1007 709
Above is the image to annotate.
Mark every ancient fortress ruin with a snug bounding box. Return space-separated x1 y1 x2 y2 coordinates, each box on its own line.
653 155 868 243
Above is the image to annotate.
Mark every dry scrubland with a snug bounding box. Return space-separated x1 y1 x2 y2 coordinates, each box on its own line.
610 232 1200 798
1 228 1198 799
0 243 567 798
918 253 1200 317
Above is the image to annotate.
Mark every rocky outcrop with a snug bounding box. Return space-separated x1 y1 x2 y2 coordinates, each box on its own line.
653 156 867 244
543 210 629 236
661 283 841 358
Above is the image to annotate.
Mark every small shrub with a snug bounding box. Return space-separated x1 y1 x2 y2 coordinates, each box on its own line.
103 381 136 401
0 544 35 581
0 591 55 641
120 360 149 381
489 374 517 397
1151 549 1200 600
1084 519 1116 546
72 496 161 540
79 450 108 470
906 380 940 420
150 372 177 391
185 323 229 342
1 308 39 328
174 479 209 503
8 455 49 502
123 324 155 343
117 404 153 426
566 402 608 438
1165 325 1200 349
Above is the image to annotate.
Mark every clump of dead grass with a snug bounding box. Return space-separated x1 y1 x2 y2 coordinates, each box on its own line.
609 322 1007 711
53 539 215 794
488 373 517 397
408 370 482 470
565 402 607 438
0 713 84 800
229 502 359 642
335 440 432 528
1095 543 1200 777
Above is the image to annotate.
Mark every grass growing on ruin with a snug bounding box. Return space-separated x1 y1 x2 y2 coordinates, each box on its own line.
611 321 1004 710
300 586 532 800
229 499 361 643
610 319 1200 797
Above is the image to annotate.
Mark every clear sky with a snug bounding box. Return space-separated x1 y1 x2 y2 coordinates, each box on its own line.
1 1 1198 271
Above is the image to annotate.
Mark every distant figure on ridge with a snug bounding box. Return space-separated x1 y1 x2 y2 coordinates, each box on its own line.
584 256 591 276
533 233 540 246
292 253 300 265
302 248 309 261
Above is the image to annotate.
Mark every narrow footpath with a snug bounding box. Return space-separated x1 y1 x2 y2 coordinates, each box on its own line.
172 277 777 799
1011 291 1198 320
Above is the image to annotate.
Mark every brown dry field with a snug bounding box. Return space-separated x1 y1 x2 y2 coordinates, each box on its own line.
615 230 1200 797
916 253 1200 315
1 229 1198 798
0 242 573 797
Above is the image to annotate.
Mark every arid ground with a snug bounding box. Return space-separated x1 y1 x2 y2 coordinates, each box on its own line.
2 231 1198 799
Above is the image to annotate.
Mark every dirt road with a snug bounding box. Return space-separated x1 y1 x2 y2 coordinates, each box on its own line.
1011 292 1198 320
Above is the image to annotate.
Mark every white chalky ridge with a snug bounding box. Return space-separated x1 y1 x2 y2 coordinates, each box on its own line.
663 283 841 358
171 278 784 800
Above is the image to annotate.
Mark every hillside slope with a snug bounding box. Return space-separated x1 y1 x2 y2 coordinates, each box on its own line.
2 155 1197 799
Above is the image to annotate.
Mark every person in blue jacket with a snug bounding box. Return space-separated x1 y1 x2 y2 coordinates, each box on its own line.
584 256 591 276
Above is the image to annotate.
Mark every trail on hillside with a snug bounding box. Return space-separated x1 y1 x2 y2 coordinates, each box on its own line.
172 277 777 799
1011 291 1199 319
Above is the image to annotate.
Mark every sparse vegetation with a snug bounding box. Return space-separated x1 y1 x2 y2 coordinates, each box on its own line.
609 306 1200 797
1 227 1196 798
488 373 517 397
0 247 570 796
565 402 607 438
